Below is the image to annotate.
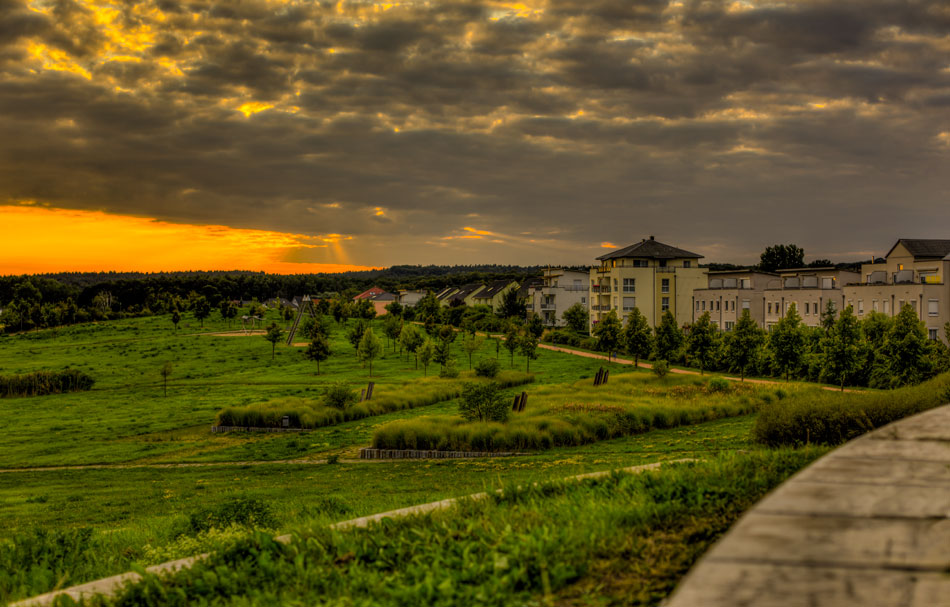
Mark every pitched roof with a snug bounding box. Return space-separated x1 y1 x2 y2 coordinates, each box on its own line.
517 278 544 298
887 239 950 260
475 279 516 299
447 283 485 303
354 286 386 300
596 237 702 261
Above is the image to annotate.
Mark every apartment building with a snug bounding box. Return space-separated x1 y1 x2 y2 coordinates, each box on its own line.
528 268 589 326
396 290 428 307
843 239 950 342
764 268 860 328
590 237 705 329
691 270 775 330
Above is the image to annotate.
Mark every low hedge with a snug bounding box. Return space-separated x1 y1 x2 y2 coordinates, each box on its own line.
0 369 95 398
752 372 950 447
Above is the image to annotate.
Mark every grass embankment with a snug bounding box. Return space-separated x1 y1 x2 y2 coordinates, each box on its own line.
83 449 825 607
215 372 534 429
373 374 788 452
753 371 950 446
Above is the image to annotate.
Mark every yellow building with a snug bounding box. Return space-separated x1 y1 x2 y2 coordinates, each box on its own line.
590 237 706 329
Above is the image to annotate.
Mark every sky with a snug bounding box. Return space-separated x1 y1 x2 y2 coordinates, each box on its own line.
1 0 949 274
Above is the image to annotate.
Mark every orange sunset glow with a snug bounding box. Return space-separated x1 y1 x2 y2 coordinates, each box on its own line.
0 205 374 275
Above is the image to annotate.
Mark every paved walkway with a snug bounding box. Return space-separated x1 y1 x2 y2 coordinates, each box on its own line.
665 404 950 607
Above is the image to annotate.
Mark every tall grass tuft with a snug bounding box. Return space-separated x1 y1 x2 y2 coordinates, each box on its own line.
753 372 950 447
0 369 95 398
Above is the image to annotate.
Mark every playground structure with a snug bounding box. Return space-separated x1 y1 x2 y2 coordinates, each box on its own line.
286 295 317 344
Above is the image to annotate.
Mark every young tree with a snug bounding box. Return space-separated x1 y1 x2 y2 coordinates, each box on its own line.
357 328 383 376
462 336 485 369
281 305 295 322
458 382 509 422
723 310 764 381
305 314 332 340
497 287 526 319
219 300 237 328
347 319 367 358
399 324 424 367
820 300 837 333
519 333 539 372
687 312 718 375
759 244 805 273
769 303 806 382
383 314 403 352
193 296 211 327
503 324 521 367
433 338 454 371
821 305 862 391
623 307 653 370
264 322 283 360
653 310 684 363
883 304 933 387
562 303 589 334
527 314 545 339
160 362 172 397
384 300 404 318
355 298 377 320
171 309 181 330
415 291 441 325
305 333 331 374
593 309 623 360
418 339 435 376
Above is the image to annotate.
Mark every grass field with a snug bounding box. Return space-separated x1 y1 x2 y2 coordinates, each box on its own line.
0 311 835 605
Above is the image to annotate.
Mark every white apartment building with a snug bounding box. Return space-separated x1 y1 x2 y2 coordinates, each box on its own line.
528 268 589 327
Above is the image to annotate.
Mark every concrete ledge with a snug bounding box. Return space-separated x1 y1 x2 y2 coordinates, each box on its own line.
359 448 519 459
664 404 950 607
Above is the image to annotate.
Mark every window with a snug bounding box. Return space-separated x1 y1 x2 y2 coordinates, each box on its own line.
623 297 636 311
742 300 750 310
716 301 720 311
929 329 939 340
804 303 809 315
683 261 691 268
872 300 878 312
898 299 904 311
701 300 706 311
696 300 701 311
883 300 889 314
661 278 670 293
740 278 751 289
581 297 586 304
858 300 864 314
633 259 648 267
661 297 670 311
929 300 939 316
613 279 618 290
821 277 834 289
623 278 636 293
658 259 668 268
912 300 918 311
725 321 735 331
768 302 772 314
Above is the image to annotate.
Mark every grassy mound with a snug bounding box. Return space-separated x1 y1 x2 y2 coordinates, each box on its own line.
90 449 824 607
372 375 783 452
753 372 950 447
216 371 534 429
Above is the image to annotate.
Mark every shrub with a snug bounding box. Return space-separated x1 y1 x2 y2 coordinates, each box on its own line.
0 369 95 398
188 497 278 534
578 337 600 351
707 377 730 392
324 382 357 410
753 372 950 447
458 382 509 422
652 360 670 378
439 363 460 379
544 329 581 347
474 357 500 378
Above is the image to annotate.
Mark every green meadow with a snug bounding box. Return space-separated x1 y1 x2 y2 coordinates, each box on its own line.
0 310 885 605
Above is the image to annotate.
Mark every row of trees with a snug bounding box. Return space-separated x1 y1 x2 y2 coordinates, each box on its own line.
590 303 947 390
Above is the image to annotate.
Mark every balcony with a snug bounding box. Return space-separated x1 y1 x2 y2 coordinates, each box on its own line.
540 303 556 310
656 267 676 273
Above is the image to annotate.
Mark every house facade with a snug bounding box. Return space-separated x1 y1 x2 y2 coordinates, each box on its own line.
528 268 589 326
763 268 859 328
590 237 705 330
842 239 950 342
471 280 520 310
691 270 774 330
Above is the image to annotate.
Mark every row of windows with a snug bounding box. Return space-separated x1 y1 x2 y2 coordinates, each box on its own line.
607 259 693 268
696 300 738 312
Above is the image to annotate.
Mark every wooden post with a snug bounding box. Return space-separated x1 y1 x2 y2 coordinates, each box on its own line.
513 395 520 410
518 392 528 411
366 381 375 400
360 388 366 402
603 369 609 384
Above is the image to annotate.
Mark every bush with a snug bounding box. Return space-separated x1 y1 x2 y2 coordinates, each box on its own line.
439 364 460 379
579 337 600 351
474 357 500 378
708 377 731 393
324 382 357 410
543 329 581 347
753 372 950 447
458 381 510 422
188 497 278 534
0 369 95 398
652 360 669 378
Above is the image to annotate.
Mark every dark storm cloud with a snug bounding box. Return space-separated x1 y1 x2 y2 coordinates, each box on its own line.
2 0 950 265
